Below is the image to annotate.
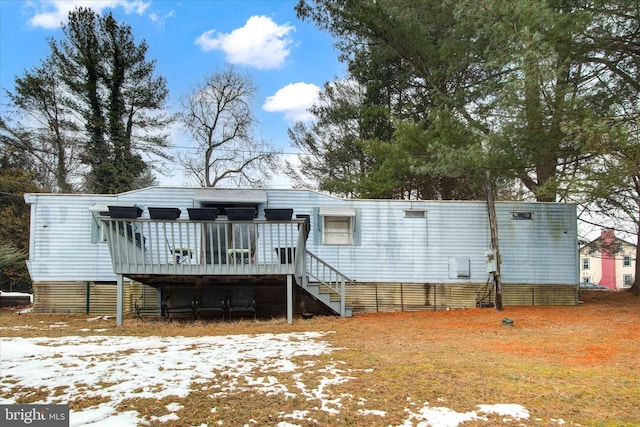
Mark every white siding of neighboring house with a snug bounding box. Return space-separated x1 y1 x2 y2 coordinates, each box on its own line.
579 238 636 289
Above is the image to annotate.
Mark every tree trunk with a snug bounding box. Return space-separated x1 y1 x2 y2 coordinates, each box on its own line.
630 225 640 295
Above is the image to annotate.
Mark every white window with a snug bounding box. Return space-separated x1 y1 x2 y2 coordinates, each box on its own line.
99 220 108 243
623 275 633 287
90 211 108 243
582 276 591 284
323 216 353 245
320 207 356 245
89 203 136 244
511 211 533 220
404 209 427 218
623 255 632 267
582 258 590 270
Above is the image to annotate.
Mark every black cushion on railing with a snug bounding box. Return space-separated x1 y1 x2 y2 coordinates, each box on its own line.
187 208 219 220
264 208 294 220
148 207 181 220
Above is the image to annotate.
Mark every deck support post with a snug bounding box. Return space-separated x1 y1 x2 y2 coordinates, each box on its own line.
340 278 345 317
116 274 124 326
287 274 293 324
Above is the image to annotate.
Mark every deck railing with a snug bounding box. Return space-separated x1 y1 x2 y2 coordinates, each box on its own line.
302 251 354 317
101 217 307 277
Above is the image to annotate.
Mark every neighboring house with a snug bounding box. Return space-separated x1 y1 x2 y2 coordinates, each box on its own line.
579 229 636 289
24 187 579 322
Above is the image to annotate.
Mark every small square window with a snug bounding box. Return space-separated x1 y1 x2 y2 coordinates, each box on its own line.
511 212 533 220
319 207 356 246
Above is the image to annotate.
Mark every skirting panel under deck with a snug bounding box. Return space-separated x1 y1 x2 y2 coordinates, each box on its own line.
31 280 578 316
32 281 152 315
345 282 578 313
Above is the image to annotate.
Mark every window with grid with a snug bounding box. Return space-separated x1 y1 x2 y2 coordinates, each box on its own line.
582 258 590 270
623 255 632 267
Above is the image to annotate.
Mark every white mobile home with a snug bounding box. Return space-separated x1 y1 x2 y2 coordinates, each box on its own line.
24 187 579 322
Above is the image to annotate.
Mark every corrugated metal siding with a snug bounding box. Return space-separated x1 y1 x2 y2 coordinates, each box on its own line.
266 192 489 283
346 282 437 313
501 284 578 306
32 281 143 315
345 282 577 313
32 280 577 315
29 197 115 282
266 191 578 287
33 282 87 313
423 202 489 282
497 204 578 285
26 189 578 313
26 189 200 283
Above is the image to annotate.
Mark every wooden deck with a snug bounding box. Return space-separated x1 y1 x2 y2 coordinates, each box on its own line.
101 216 353 325
101 217 307 277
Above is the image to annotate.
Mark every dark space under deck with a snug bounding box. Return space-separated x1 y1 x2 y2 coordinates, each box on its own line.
131 274 334 321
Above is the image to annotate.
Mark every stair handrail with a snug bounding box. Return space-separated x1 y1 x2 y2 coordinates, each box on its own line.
299 250 354 316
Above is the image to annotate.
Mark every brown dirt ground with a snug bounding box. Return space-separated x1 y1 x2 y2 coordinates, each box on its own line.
1 290 639 426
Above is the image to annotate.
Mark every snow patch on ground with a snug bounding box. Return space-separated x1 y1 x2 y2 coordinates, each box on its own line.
402 403 530 427
0 332 572 426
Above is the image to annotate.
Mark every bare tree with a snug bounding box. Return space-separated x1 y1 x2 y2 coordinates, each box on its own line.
178 67 277 187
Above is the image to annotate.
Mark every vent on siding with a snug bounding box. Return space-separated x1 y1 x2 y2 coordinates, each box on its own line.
404 209 427 218
511 211 533 220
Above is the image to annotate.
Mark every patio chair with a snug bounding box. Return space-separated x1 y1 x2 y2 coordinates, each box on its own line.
228 287 256 320
161 296 171 322
201 287 228 320
134 294 143 321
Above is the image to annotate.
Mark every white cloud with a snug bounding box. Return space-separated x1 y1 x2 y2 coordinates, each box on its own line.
263 82 320 122
28 0 150 29
194 15 294 70
149 9 174 26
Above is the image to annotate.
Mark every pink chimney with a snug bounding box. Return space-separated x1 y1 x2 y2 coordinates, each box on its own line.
599 229 617 289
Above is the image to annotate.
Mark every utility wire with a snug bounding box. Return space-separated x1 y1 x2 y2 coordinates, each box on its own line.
168 145 305 156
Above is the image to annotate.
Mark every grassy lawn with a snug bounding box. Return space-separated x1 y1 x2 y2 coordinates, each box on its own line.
1 290 639 426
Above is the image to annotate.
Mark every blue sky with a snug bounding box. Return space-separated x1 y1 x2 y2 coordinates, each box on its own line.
0 0 345 186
